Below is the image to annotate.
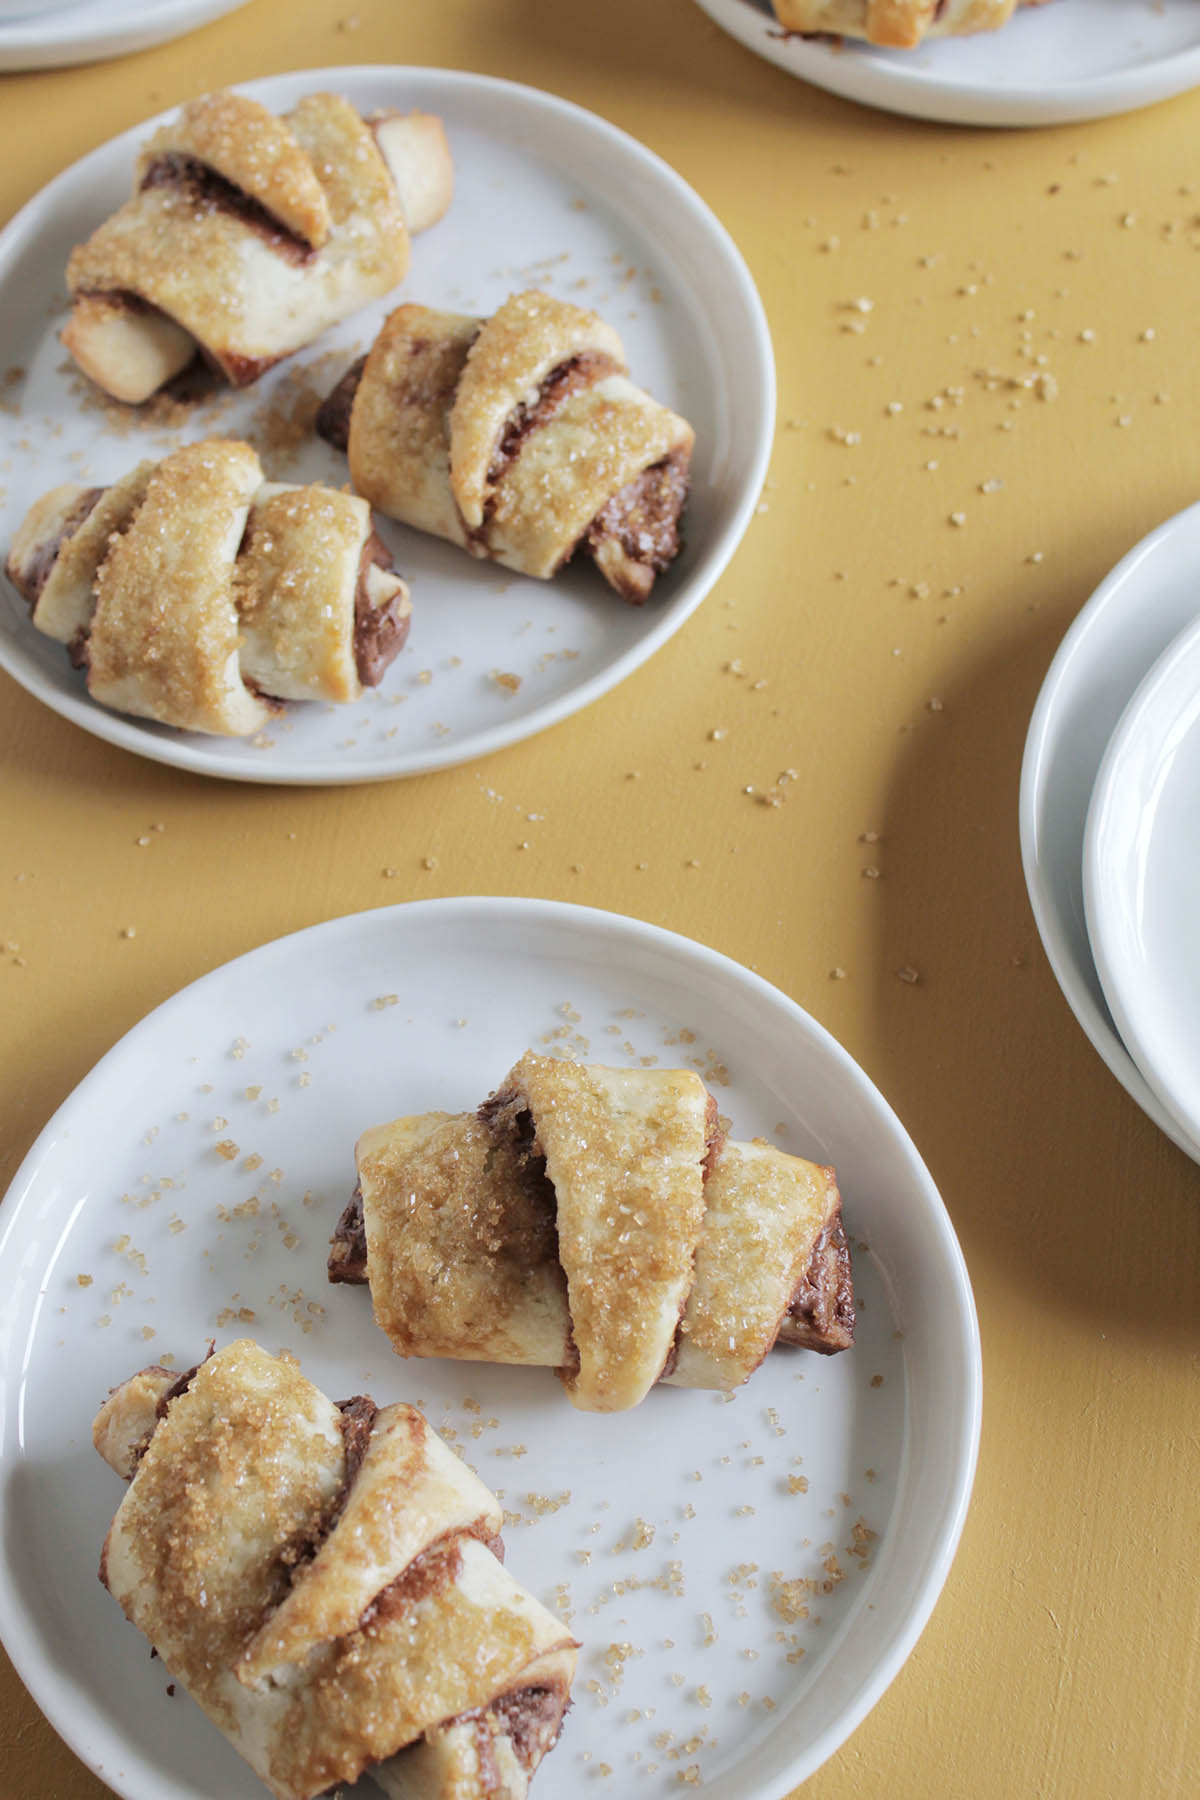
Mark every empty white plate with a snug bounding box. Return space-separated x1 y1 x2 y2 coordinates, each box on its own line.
1083 611 1200 1153
0 898 979 1799
1020 501 1200 1163
692 0 1200 127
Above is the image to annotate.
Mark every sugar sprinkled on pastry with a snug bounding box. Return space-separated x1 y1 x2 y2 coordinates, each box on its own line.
317 290 694 604
5 439 411 736
63 90 454 404
330 1052 854 1412
93 1340 577 1800
768 0 1045 49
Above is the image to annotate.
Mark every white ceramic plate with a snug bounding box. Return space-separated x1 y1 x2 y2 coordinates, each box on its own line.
1083 612 1200 1152
1020 501 1200 1163
0 898 979 1800
0 0 251 72
692 0 1200 127
0 68 772 784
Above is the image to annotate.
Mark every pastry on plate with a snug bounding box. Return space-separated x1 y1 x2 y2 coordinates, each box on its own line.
768 0 1041 49
94 1340 577 1800
5 438 410 735
63 89 454 404
330 1052 854 1412
317 290 694 603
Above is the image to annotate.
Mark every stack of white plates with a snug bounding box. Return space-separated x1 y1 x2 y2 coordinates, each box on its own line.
1021 502 1200 1163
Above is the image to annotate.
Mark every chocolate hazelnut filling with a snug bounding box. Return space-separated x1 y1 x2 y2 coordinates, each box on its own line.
484 352 620 489
315 355 365 453
353 527 410 686
328 1183 369 1284
317 350 690 600
780 1214 856 1353
272 1394 381 1579
477 1090 578 1378
140 154 317 264
335 1394 378 1492
580 447 691 603
492 1682 571 1771
8 486 103 607
359 1523 506 1631
155 1360 203 1421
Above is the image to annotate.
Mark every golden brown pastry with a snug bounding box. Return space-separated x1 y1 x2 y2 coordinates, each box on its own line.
94 1340 577 1800
5 439 411 735
330 1052 854 1412
317 290 694 603
769 0 1042 48
63 89 454 404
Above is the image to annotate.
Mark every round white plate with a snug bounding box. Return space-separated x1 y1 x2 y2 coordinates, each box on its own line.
1020 502 1200 1163
693 0 1200 127
1083 612 1200 1153
0 0 251 72
0 898 979 1800
0 68 772 785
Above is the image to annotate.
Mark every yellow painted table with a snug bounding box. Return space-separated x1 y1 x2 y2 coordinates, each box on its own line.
1 2 1198 1796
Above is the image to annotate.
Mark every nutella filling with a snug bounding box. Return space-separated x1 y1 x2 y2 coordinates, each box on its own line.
140 154 317 264
784 1215 856 1352
328 1184 368 1284
492 1683 570 1771
316 356 366 453
436 1682 570 1785
13 486 103 607
476 1092 562 1269
154 1344 216 1421
582 446 691 595
315 349 688 603
335 1394 378 1492
478 1090 578 1378
485 351 619 490
353 527 410 686
359 1519 506 1631
99 1345 213 1493
278 1395 381 1579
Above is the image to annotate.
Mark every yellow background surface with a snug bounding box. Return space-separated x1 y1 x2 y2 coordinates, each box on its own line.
1 2 1198 1796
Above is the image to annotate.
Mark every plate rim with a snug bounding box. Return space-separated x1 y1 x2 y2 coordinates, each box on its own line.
0 0 252 72
691 0 1200 126
0 894 981 1799
1018 500 1200 1162
0 64 775 785
1082 609 1200 1150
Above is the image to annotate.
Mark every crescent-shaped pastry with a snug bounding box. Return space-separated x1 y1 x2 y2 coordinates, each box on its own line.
329 1052 855 1412
94 1340 577 1800
317 290 694 603
5 439 411 735
63 90 454 404
769 0 1041 48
